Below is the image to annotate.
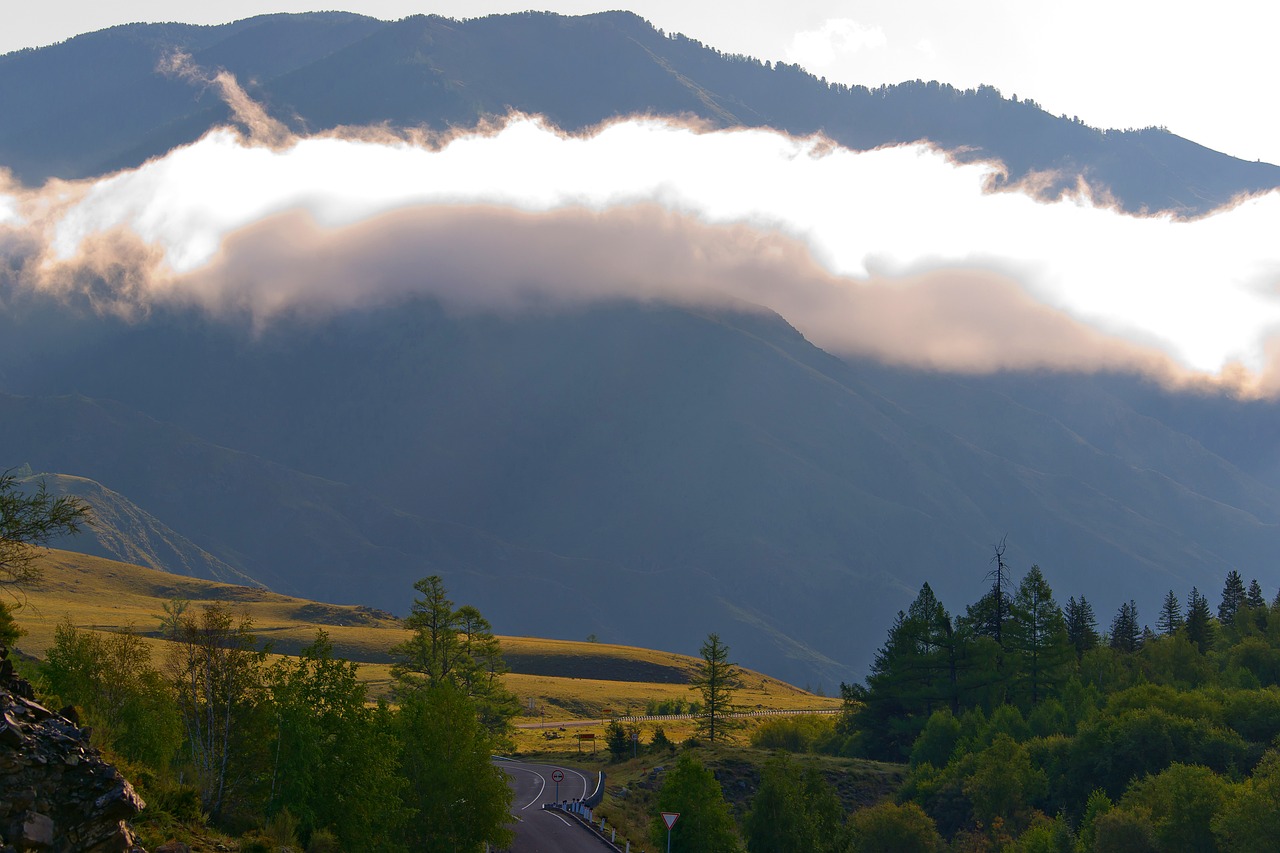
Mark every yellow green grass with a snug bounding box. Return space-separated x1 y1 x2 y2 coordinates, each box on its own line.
12 548 839 717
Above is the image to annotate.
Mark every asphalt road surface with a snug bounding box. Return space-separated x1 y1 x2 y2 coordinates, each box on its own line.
497 759 614 852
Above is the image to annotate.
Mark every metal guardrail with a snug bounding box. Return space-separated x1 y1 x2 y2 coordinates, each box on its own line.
517 707 842 729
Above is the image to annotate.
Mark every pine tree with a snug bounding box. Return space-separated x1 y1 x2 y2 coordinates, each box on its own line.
1109 601 1141 653
1185 587 1215 653
1219 570 1246 626
1157 590 1183 636
1065 596 1100 659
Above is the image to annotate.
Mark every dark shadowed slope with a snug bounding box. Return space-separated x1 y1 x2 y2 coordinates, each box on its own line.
4 297 1280 685
1 11 1276 213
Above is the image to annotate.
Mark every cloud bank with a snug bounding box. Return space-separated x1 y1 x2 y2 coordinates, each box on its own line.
2 98 1279 393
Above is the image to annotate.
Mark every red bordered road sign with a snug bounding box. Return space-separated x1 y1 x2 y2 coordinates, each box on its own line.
551 770 565 783
662 812 680 830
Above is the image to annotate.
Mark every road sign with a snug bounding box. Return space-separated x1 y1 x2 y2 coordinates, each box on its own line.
551 770 564 782
662 812 680 830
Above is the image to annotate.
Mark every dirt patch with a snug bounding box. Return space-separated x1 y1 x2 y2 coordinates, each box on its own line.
505 652 691 683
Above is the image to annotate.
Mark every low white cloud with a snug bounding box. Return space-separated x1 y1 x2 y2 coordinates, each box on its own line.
3 107 1280 394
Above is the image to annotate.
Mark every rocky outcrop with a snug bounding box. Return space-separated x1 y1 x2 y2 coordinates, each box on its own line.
0 646 147 852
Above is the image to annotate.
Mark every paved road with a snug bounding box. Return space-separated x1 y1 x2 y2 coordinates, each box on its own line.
497 759 613 853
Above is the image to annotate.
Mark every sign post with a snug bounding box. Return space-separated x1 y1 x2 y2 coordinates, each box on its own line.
661 811 679 853
551 769 564 802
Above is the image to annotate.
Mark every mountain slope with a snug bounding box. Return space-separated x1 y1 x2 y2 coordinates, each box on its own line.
1 11 1276 213
4 297 1279 685
14 472 260 586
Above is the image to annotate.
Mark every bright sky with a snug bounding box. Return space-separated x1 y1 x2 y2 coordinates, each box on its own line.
4 1 1278 167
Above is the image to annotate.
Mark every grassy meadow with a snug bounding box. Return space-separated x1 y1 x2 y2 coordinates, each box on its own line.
12 548 838 725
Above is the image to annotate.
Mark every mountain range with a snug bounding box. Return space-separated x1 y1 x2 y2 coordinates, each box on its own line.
2 11 1279 687
2 11 1277 213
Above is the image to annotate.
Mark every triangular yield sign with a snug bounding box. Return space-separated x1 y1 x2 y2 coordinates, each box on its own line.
662 812 680 830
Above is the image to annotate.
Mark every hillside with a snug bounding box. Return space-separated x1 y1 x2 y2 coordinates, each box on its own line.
14 472 261 587
0 11 1276 213
5 299 1280 688
12 547 827 715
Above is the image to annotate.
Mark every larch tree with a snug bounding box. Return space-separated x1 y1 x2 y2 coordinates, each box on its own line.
1006 565 1073 707
691 632 740 743
390 575 519 734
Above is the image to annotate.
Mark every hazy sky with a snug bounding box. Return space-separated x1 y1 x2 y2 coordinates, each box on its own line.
5 1 1279 166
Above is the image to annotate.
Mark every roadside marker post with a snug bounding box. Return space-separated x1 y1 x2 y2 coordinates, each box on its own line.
661 811 679 853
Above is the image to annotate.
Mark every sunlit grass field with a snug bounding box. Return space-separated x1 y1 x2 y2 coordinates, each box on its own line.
12 548 839 723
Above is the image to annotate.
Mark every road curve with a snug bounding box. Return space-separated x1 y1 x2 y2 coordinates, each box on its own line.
496 759 613 853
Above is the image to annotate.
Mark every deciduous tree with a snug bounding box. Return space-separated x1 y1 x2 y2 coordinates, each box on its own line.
651 754 740 853
167 603 267 821
396 682 514 853
267 631 408 849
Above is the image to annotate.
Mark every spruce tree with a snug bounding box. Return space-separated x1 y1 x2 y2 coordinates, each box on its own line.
1109 601 1141 653
1065 596 1100 659
1219 570 1246 626
1185 587 1215 653
1157 590 1183 636
1247 578 1267 611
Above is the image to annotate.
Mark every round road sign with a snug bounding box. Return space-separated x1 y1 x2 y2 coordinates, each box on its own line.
551 769 565 783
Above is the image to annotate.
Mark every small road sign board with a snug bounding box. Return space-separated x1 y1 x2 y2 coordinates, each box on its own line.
551 770 565 783
662 812 680 830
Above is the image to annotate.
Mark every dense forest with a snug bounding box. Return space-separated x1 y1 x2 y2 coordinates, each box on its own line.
817 554 1280 851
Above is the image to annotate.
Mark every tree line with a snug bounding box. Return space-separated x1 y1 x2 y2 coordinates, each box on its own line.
823 553 1280 851
17 577 518 852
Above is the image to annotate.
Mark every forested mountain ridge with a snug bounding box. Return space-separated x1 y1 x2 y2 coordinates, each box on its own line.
1 10 1276 213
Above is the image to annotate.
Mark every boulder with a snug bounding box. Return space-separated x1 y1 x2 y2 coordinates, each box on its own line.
0 646 147 852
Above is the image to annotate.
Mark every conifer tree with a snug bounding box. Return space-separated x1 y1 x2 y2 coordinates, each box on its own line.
691 633 740 743
1247 579 1267 611
1109 601 1141 653
391 576 519 733
1219 570 1246 626
1006 565 1073 707
1185 587 1215 653
1065 596 1100 659
1157 590 1183 636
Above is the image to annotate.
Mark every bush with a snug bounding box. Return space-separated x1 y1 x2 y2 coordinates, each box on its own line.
750 715 836 753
